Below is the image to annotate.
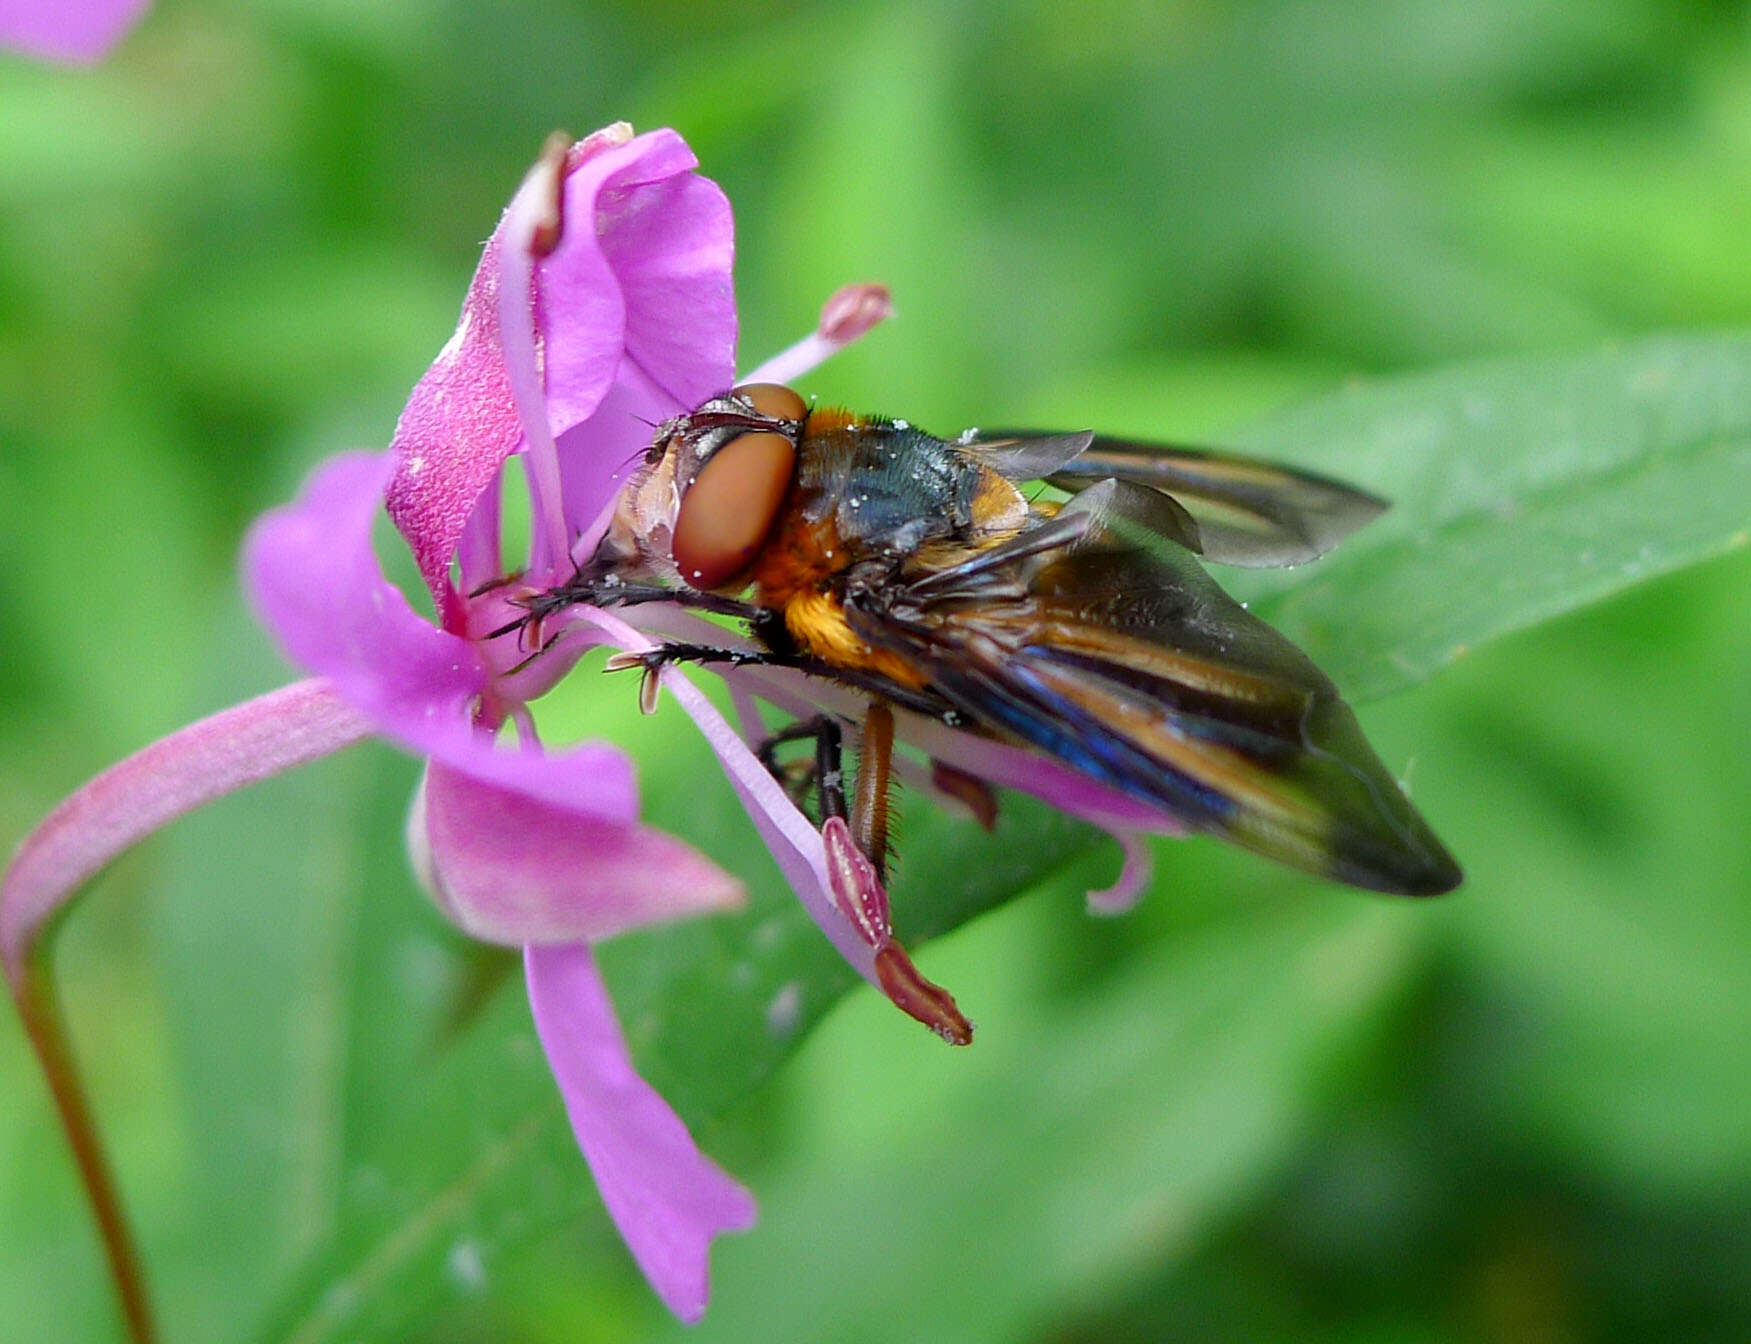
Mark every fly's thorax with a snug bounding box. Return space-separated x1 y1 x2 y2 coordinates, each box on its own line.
794 416 1026 554
745 413 1034 609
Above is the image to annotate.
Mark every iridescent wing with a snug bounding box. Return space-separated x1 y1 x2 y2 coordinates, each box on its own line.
965 430 1388 567
846 481 1459 895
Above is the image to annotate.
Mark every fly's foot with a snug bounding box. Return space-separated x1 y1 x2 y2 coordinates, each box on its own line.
603 643 771 675
755 716 844 819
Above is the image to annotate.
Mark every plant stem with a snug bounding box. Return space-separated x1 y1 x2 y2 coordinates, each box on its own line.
8 950 158 1344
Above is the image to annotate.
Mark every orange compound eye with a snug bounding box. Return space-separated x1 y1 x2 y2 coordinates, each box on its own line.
731 381 807 422
671 430 797 589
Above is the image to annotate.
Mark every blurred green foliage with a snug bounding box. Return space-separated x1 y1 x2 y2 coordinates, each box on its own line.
2 1 1749 1341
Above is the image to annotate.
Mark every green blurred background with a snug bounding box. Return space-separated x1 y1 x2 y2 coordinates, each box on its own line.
4 1 1750 1341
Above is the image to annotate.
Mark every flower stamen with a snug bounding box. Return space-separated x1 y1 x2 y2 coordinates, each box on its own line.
821 816 972 1044
738 283 894 387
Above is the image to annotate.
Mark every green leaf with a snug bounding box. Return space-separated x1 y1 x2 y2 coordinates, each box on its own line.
1418 555 1751 1194
1233 332 1751 700
643 902 1423 1344
257 330 1751 1341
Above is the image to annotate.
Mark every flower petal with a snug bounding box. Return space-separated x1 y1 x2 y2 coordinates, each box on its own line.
525 943 755 1322
1 680 368 975
245 450 639 822
411 763 742 944
455 472 503 597
553 363 684 551
246 451 486 720
1086 830 1155 915
384 126 734 611
0 0 148 63
383 257 521 621
543 128 736 431
493 133 577 576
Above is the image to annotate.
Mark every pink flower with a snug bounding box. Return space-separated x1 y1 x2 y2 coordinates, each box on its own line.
0 0 149 63
0 124 889 1327
2 122 1174 1331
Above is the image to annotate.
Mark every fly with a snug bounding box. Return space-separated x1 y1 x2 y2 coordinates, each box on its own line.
501 381 1463 1040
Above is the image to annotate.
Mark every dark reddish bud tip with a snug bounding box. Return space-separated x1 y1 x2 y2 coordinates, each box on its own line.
930 760 999 832
818 283 893 344
526 131 574 257
875 945 973 1045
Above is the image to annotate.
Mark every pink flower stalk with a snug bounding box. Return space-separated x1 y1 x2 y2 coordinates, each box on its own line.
0 0 149 63
2 122 1173 1336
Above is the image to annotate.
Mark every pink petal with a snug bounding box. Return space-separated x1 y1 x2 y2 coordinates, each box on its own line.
1 680 369 976
544 129 735 429
1086 830 1155 915
384 126 734 611
455 472 503 597
246 451 487 722
0 0 148 63
427 735 639 829
244 450 639 822
383 244 522 621
493 135 575 576
553 362 685 550
411 763 743 945
525 943 755 1322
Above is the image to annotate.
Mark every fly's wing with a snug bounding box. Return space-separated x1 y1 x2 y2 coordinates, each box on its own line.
967 430 1387 567
847 483 1459 895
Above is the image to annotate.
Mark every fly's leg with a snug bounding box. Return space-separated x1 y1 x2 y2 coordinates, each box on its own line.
823 698 972 1045
746 707 873 856
816 718 848 822
488 583 766 641
604 642 778 673
754 715 844 818
852 701 894 880
603 644 954 719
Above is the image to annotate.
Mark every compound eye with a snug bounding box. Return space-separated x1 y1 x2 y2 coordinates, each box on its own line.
671 430 796 589
731 381 807 422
